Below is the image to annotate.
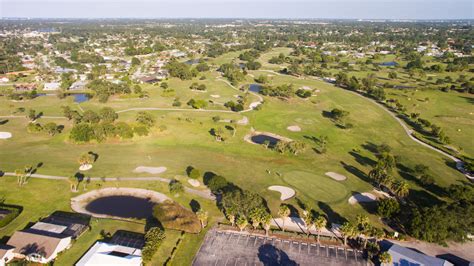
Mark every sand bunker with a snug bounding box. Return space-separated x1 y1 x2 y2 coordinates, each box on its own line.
325 172 347 181
287 125 301 132
79 164 93 171
0 132 12 139
210 94 220 98
348 192 377 205
237 116 249 125
133 166 167 174
249 101 261 109
268 185 296 201
188 179 200 187
300 86 312 91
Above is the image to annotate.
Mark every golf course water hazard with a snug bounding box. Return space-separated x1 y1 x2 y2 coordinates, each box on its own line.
85 196 155 219
251 134 280 147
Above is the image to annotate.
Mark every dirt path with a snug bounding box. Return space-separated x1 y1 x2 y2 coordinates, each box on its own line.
2 172 215 200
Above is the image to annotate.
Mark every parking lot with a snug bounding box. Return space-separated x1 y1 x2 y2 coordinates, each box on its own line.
193 229 367 266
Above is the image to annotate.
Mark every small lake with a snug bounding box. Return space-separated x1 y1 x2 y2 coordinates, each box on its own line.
249 84 262 93
71 93 90 103
379 61 398 67
251 134 281 148
85 196 155 219
185 59 201 65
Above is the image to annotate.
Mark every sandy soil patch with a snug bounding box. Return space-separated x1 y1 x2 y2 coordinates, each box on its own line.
210 94 220 98
0 132 12 139
188 179 200 187
79 164 93 171
325 172 347 181
268 185 296 201
287 125 301 132
133 166 167 174
348 192 377 205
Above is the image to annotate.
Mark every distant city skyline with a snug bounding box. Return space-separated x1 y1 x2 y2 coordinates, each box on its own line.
1 0 473 20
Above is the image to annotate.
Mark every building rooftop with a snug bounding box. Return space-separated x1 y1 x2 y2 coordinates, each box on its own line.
388 243 453 266
75 242 142 266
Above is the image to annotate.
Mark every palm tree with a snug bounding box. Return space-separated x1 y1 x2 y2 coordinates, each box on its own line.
14 169 23 186
68 176 77 192
371 227 385 244
236 216 248 232
278 204 290 232
340 222 356 246
196 209 208 229
379 251 392 266
314 216 327 243
303 210 314 237
393 180 409 198
262 213 272 236
78 153 95 168
226 213 236 227
356 214 372 248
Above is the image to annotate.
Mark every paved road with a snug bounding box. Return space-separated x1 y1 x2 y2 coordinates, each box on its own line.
2 172 216 200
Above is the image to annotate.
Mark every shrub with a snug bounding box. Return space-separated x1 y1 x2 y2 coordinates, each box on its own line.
153 200 201 233
188 168 201 179
377 198 400 218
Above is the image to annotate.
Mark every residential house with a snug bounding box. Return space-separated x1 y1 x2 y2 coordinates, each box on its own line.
6 230 72 264
14 83 37 92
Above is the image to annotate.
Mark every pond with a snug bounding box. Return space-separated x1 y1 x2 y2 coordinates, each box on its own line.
379 61 398 67
71 93 90 103
251 134 281 148
249 84 262 93
85 196 155 219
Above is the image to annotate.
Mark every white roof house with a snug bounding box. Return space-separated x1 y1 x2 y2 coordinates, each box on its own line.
43 82 60 91
30 222 67 234
75 242 142 266
388 244 453 266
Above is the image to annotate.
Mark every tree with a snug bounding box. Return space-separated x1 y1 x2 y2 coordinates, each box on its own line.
262 212 272 236
142 227 166 262
249 207 267 230
82 110 100 124
188 167 201 179
27 109 36 121
196 209 208 229
78 153 95 167
169 179 184 195
227 213 236 227
68 175 78 192
278 204 290 232
303 210 314 237
379 251 392 266
340 222 357 246
236 216 248 232
99 107 118 123
314 216 327 243
392 180 409 198
356 214 371 248
43 122 61 136
136 111 156 128
377 198 400 218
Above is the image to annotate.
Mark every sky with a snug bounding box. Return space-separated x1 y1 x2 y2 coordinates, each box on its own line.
1 0 473 20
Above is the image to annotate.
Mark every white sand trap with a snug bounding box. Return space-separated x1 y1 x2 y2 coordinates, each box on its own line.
133 166 167 174
237 116 249 125
0 132 12 139
325 172 347 181
79 164 93 171
287 125 301 132
188 179 200 187
300 86 312 91
268 185 296 201
249 101 261 109
348 192 376 205
210 94 220 98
